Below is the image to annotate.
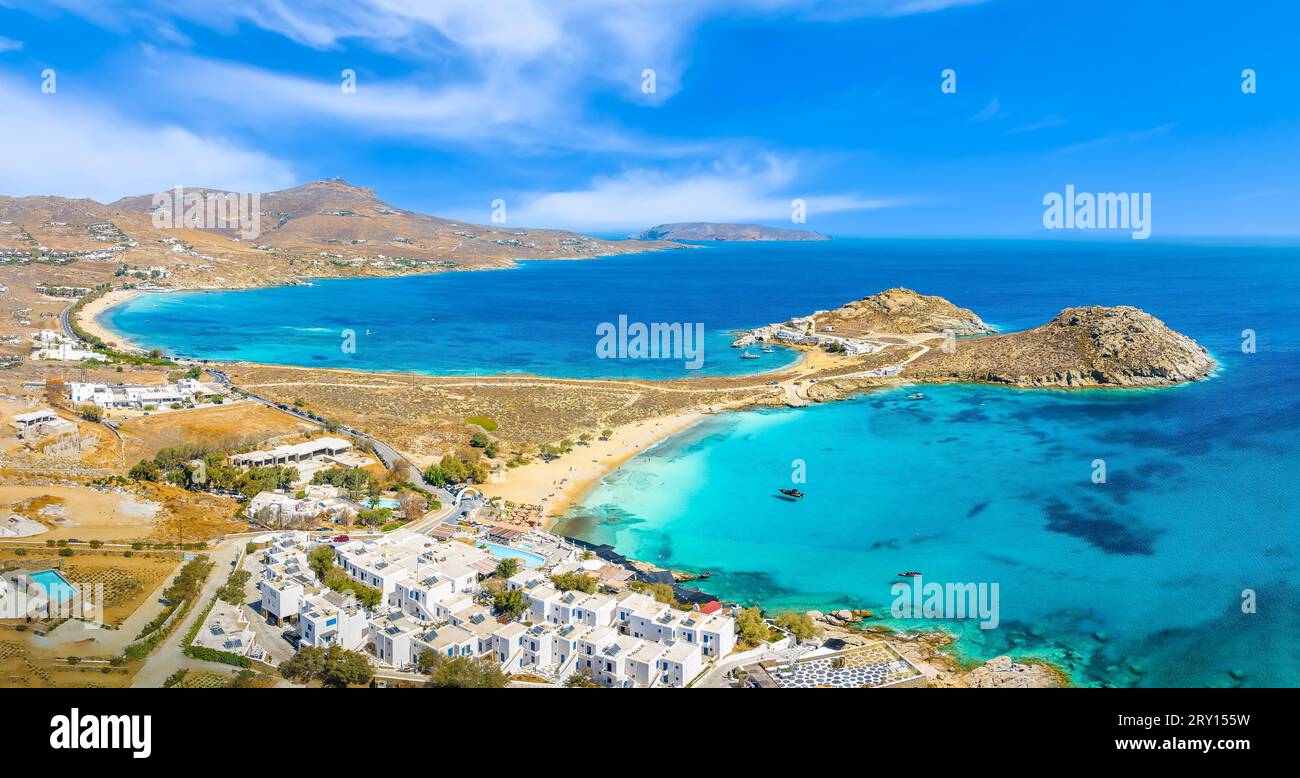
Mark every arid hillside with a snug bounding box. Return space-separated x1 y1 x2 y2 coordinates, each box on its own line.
0 178 675 291
810 287 995 337
907 306 1214 387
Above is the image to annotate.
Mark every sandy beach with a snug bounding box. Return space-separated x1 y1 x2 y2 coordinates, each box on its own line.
481 409 708 527
75 288 144 350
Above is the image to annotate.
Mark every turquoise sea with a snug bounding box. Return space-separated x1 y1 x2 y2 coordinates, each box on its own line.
107 239 1299 686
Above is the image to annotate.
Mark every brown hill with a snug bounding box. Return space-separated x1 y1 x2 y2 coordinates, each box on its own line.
910 305 1214 387
808 288 994 336
0 179 672 289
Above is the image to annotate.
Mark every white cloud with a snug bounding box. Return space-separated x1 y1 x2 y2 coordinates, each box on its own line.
501 156 901 231
0 76 296 201
0 37 23 52
25 0 994 147
141 51 730 157
969 97 1005 122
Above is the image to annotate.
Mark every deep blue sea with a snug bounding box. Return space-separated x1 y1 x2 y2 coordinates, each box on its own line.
107 239 1299 686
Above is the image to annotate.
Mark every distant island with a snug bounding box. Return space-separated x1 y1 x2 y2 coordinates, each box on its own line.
631 222 831 242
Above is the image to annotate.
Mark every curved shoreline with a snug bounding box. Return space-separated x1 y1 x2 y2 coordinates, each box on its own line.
80 280 1217 540
77 287 147 351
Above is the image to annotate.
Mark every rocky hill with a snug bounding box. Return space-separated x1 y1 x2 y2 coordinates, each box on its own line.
909 305 1214 387
632 222 829 241
0 179 670 289
814 288 995 336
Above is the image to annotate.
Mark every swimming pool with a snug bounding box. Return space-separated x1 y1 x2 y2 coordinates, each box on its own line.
480 542 547 568
29 569 75 602
368 498 401 510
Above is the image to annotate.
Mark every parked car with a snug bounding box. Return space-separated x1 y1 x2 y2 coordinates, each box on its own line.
332 534 350 543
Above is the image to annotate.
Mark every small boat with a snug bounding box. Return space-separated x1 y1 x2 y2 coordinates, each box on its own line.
907 392 925 400
697 572 713 580
897 571 922 578
778 488 805 499
741 350 760 359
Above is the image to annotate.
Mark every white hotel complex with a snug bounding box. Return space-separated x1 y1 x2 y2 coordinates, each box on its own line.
69 378 214 409
256 530 738 688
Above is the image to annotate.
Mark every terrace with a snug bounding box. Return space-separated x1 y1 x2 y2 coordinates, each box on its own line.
745 642 926 689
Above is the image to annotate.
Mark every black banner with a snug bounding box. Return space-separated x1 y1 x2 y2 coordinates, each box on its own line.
10 687 1287 764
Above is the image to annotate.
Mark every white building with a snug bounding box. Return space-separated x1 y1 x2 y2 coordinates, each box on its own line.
12 408 59 432
298 591 368 651
261 529 734 687
229 437 353 467
32 343 106 362
69 380 212 409
192 601 261 659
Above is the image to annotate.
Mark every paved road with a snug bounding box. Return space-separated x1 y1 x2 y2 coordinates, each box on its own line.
59 302 75 340
130 541 242 688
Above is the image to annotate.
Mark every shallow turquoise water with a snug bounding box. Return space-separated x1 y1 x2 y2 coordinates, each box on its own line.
106 238 1300 686
481 542 547 568
29 569 75 603
557 385 1299 687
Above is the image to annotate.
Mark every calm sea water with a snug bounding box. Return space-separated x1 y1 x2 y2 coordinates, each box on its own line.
109 239 1299 686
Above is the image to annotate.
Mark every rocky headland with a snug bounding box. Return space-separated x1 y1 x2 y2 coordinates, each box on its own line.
632 222 830 242
907 305 1215 388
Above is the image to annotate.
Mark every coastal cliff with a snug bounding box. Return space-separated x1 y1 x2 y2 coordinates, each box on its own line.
908 305 1215 387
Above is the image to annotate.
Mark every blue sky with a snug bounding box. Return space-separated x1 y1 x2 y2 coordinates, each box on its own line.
0 0 1297 236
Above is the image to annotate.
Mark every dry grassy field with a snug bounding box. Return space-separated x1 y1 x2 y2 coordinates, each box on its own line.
100 400 318 468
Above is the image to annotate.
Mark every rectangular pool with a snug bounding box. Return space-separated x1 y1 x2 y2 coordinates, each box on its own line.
29 569 75 603
480 542 547 568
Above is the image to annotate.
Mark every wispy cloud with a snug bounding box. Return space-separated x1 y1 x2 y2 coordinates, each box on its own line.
501 155 902 230
25 0 996 150
0 75 295 201
969 97 1005 122
0 36 24 53
1056 123 1177 155
1007 116 1066 134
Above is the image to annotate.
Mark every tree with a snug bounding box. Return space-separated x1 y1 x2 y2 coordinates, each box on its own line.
279 645 373 687
423 463 447 486
600 429 614 441
470 431 491 448
398 491 428 522
77 404 103 422
539 444 560 461
491 587 529 619
217 570 252 605
308 545 337 581
128 459 160 481
775 612 822 643
495 557 520 580
578 432 592 445
550 571 597 594
647 582 676 606
417 650 508 688
322 646 375 687
564 671 600 688
735 607 769 648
